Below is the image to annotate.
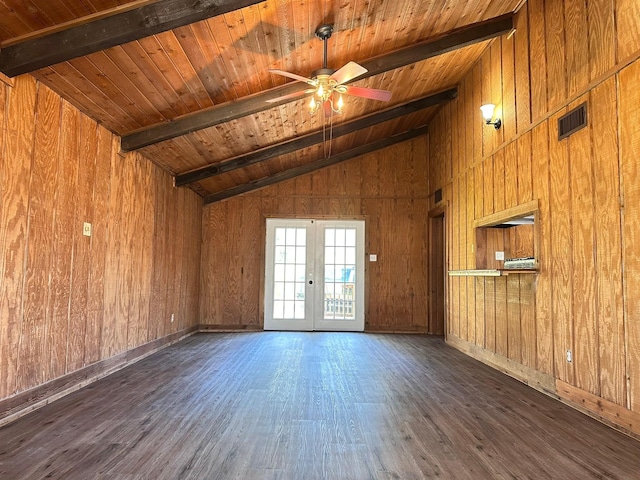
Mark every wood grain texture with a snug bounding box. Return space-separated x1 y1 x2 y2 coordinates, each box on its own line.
619 59 640 412
427 0 640 436
591 77 625 406
0 78 202 406
200 137 429 332
568 94 598 396
548 108 574 385
2 333 640 479
531 121 554 376
616 0 640 62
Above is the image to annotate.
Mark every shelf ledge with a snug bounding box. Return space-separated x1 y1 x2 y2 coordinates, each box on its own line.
448 269 538 277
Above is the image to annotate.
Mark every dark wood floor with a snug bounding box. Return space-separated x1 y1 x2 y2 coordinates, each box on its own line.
0 333 639 479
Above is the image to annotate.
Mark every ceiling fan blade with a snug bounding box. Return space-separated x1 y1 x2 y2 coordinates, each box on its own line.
343 85 392 102
330 61 368 85
268 69 316 85
266 89 316 103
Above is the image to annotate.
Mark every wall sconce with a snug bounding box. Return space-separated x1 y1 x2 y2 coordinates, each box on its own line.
480 104 502 130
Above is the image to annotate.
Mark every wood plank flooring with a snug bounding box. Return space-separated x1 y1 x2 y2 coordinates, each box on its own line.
0 333 638 479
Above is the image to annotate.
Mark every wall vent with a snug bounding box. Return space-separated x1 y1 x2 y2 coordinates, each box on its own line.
558 102 587 140
434 188 443 204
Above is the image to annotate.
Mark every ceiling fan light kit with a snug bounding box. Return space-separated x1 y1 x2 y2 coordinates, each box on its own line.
267 24 392 116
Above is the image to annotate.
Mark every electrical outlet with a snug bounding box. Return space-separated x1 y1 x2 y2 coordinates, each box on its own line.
83 222 92 237
171 313 175 323
566 350 572 363
495 251 505 261
369 254 377 262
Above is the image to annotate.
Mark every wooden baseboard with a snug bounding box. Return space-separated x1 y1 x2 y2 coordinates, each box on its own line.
0 326 198 427
446 334 640 441
446 335 557 396
556 380 640 441
198 324 263 332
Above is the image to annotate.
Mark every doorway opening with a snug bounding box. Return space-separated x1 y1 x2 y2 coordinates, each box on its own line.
264 218 365 331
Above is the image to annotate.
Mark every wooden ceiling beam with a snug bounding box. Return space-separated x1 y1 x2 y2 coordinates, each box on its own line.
0 0 263 77
175 88 457 186
203 126 429 204
121 13 513 151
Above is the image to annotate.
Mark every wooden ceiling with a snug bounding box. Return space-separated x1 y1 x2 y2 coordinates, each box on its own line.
0 0 521 202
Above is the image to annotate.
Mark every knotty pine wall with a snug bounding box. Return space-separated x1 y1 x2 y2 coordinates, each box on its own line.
0 75 202 407
200 137 429 332
427 0 640 435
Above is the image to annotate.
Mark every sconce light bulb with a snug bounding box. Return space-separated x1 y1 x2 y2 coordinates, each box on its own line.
480 103 496 122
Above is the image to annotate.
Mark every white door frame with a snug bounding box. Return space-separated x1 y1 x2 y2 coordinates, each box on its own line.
264 218 365 331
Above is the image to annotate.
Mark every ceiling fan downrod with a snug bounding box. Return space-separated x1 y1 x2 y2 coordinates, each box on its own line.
316 24 333 71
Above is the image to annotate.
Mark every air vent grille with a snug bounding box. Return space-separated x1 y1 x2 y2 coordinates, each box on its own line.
558 102 587 140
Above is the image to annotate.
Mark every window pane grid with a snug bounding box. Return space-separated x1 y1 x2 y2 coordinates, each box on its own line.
323 228 356 320
273 227 307 319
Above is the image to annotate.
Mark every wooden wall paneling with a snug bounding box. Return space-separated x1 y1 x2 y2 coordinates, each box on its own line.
519 274 536 368
474 164 485 347
394 199 413 328
514 4 532 132
121 152 137 349
466 170 476 343
480 50 493 156
456 176 466 339
173 188 187 332
472 61 484 163
84 126 112 366
564 0 589 97
463 75 474 172
413 136 429 198
138 157 155 341
507 275 522 362
67 114 97 373
451 177 461 338
224 193 243 325
503 141 518 209
394 142 413 198
490 40 505 147
545 0 567 111
483 156 494 217
485 277 496 352
149 171 169 336
591 76 625 406
362 198 380 329
528 0 548 122
493 149 505 214
101 140 124 359
50 100 79 379
412 198 427 330
531 121 554 375
568 94 599 396
450 98 461 180
165 183 181 335
588 0 615 80
548 108 574 385
377 199 395 328
619 60 640 412
501 34 516 142
516 131 532 204
495 276 508 357
17 84 60 393
199 202 224 324
240 197 261 327
616 0 640 62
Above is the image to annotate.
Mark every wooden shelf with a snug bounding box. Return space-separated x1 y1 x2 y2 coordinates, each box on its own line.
448 269 538 277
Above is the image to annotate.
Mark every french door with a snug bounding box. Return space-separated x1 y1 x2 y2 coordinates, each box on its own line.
264 219 365 331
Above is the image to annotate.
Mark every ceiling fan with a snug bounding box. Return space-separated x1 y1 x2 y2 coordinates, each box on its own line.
267 24 392 114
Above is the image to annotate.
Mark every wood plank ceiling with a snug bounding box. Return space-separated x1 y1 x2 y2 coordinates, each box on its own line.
0 0 521 202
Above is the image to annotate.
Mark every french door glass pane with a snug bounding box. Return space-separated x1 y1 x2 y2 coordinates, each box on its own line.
273 227 307 319
323 228 356 320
